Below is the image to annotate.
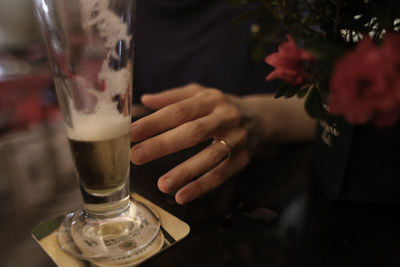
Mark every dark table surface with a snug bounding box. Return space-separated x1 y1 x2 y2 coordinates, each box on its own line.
133 141 400 267
0 120 399 267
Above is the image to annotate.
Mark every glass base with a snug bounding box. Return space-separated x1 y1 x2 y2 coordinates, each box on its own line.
57 200 161 263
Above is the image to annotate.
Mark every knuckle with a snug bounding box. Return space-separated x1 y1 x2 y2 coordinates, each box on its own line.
186 83 204 93
232 106 242 123
171 104 189 124
211 89 225 101
208 146 225 163
187 121 209 144
187 82 201 88
148 138 166 157
226 105 242 125
202 88 225 103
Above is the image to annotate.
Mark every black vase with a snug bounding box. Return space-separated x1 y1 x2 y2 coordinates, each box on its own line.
312 113 400 204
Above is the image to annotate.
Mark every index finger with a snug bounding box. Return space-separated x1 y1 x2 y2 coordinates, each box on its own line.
141 83 204 110
131 88 225 142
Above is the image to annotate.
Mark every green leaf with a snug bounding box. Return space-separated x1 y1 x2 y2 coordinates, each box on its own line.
304 39 346 60
305 87 325 118
284 85 299 97
274 84 290 98
312 63 333 104
274 83 304 99
296 85 310 98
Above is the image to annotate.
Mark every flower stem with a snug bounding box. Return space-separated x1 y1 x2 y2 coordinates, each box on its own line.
334 0 342 40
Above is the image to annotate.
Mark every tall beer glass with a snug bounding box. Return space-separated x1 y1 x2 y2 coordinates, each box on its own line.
33 0 160 264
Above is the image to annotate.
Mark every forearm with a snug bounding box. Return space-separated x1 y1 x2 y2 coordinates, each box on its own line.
241 94 317 143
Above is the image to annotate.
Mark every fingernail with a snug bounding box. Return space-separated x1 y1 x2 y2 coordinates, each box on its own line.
130 124 137 141
130 122 143 142
158 175 171 193
141 94 155 101
131 145 144 164
175 193 187 205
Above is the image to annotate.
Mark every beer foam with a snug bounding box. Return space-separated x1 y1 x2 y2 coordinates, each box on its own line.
67 110 130 141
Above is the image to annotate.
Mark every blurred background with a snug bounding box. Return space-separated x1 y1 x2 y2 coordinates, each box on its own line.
0 0 58 135
0 0 81 266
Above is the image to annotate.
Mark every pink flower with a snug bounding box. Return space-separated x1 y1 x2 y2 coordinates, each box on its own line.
329 36 400 127
265 35 315 86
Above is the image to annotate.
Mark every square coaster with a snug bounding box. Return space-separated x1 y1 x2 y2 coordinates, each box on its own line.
32 194 190 266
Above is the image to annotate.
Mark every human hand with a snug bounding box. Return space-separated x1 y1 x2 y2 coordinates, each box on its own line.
130 83 263 204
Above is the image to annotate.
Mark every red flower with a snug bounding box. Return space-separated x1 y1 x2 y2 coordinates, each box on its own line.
382 33 400 73
265 35 315 86
329 36 400 127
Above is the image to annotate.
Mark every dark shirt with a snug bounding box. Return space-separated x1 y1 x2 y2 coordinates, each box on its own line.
133 0 276 103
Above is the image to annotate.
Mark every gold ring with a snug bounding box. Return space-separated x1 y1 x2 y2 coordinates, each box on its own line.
212 138 232 160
